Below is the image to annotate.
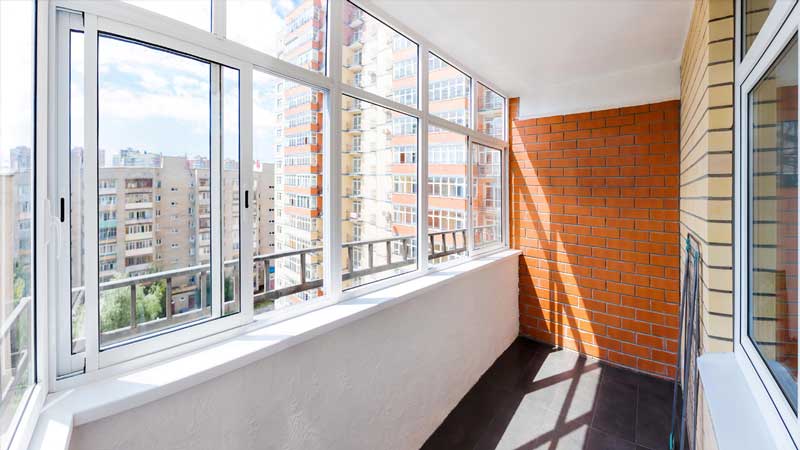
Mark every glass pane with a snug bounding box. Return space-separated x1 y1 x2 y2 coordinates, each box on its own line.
744 0 777 55
97 35 213 347
428 53 470 126
124 0 211 31
342 2 417 106
476 83 504 139
342 95 417 289
253 71 325 312
228 0 327 74
0 0 35 445
748 36 798 410
427 126 467 265
222 67 241 316
70 31 86 353
472 143 502 248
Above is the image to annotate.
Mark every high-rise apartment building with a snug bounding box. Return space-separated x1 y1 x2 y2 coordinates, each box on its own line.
270 0 327 308
73 148 275 328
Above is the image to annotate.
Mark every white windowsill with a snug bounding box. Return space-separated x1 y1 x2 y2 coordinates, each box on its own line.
28 249 521 450
697 352 789 450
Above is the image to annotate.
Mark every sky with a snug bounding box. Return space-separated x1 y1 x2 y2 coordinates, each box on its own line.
102 0 308 164
0 1 35 167
2 0 313 168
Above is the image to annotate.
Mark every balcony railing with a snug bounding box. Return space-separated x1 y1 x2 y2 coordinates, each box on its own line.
71 228 492 348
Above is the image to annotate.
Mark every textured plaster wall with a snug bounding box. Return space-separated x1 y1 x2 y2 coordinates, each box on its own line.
69 256 519 450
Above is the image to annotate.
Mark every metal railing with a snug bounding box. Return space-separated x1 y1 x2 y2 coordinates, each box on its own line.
71 228 494 346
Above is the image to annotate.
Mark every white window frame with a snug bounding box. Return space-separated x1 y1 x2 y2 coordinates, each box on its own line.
40 0 509 398
735 0 800 447
49 7 254 381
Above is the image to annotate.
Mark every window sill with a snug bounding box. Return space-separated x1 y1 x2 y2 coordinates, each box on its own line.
697 352 791 450
28 248 521 450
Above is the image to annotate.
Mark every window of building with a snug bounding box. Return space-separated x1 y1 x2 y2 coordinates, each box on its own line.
427 128 467 265
736 3 800 442
393 175 417 194
393 87 417 106
428 53 470 127
393 145 417 164
341 95 418 290
392 117 417 136
476 83 505 140
472 143 503 249
428 175 466 198
744 0 778 55
430 110 467 129
342 1 418 105
35 1 508 440
393 205 417 225
393 58 416 80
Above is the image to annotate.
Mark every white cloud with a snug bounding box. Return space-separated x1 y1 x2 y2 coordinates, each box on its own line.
0 1 35 164
227 0 286 59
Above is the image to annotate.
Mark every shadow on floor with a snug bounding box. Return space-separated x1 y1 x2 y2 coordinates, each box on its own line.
421 337 675 450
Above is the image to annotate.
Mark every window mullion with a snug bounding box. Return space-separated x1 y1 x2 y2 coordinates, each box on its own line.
794 41 800 427
503 141 510 247
83 13 100 373
466 138 475 255
240 65 254 320
55 10 77 377
211 64 223 319
325 0 343 300
418 42 429 272
467 74 481 256
211 0 225 37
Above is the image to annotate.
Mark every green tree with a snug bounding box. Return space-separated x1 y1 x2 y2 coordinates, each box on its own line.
12 263 30 305
100 275 166 332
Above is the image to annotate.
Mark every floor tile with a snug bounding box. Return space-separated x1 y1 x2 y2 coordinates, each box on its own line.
635 389 673 450
584 428 637 450
420 382 513 450
421 338 675 450
475 397 589 450
591 374 638 441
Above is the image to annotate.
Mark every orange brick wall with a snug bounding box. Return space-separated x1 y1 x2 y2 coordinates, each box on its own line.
509 99 681 378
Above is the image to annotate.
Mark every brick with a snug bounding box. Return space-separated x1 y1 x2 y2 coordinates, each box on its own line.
537 115 564 125
578 118 606 129
637 334 664 349
514 100 679 378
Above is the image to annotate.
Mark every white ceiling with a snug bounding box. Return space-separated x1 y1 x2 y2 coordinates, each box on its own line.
364 0 694 118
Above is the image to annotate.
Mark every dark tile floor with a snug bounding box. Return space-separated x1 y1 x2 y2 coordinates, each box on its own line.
422 337 675 450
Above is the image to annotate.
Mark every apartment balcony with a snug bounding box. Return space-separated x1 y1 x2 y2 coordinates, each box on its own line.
344 57 363 71
124 262 152 273
98 219 117 229
342 122 363 134
125 201 153 210
124 186 153 194
125 231 153 241
124 246 153 257
347 36 364 50
344 100 363 112
125 216 154 225
348 12 364 28
18 2 751 450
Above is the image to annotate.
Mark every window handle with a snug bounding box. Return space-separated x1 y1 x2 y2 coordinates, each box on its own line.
60 197 65 223
245 190 249 209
